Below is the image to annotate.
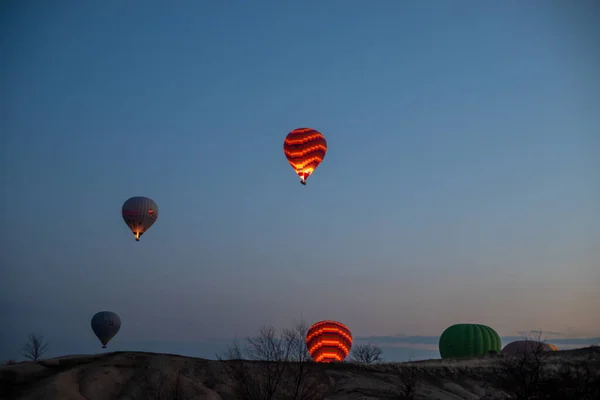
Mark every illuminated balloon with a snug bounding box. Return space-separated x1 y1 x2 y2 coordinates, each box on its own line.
502 340 559 356
306 320 352 363
439 324 501 359
121 196 158 241
91 311 121 348
283 128 327 185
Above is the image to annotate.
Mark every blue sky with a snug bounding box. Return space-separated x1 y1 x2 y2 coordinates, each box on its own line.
1 0 598 362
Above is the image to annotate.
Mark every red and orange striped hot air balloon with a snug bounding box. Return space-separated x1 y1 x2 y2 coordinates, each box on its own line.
283 128 327 185
306 320 352 363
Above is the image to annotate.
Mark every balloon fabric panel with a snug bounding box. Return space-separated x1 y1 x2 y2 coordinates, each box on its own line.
438 324 501 359
283 128 327 184
306 320 352 362
121 196 158 241
91 311 121 348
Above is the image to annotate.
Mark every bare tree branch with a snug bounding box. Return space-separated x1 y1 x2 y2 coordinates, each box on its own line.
283 319 310 363
22 333 49 361
495 331 551 399
219 319 330 400
131 365 194 400
395 365 420 399
218 339 261 400
281 319 330 400
351 343 383 364
544 348 600 400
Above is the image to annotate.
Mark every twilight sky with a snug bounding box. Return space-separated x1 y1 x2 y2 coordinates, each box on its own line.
1 0 599 362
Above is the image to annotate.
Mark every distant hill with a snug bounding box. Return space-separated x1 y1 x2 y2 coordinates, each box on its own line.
1 347 598 399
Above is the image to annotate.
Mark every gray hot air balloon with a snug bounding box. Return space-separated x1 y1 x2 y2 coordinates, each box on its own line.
91 311 121 348
502 340 558 356
121 196 158 241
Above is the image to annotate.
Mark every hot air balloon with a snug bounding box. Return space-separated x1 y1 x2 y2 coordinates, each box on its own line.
91 311 121 348
502 340 559 356
306 320 352 363
283 128 327 185
122 196 158 241
439 323 501 359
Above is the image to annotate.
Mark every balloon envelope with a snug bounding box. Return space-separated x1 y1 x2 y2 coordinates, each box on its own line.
122 196 158 241
306 320 352 363
91 311 121 348
283 128 327 184
502 340 559 356
439 324 501 359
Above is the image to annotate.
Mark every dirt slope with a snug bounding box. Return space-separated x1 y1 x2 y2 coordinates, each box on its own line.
1 348 598 400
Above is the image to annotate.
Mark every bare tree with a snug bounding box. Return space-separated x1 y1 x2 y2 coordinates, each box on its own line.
495 331 551 400
281 319 323 400
22 333 48 361
351 343 383 364
543 347 600 400
219 320 329 400
220 339 258 399
143 370 192 400
129 365 194 400
395 365 420 399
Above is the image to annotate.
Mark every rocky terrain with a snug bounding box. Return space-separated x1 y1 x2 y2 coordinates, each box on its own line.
1 347 599 400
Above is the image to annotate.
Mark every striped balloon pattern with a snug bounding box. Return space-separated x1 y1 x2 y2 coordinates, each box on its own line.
306 320 352 363
283 128 327 185
121 196 159 241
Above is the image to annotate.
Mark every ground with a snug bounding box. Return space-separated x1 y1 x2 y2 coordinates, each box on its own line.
1 347 598 399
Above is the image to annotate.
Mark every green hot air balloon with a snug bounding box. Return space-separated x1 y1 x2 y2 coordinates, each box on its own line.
439 323 501 359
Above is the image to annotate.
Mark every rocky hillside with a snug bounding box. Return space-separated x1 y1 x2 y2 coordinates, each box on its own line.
1 347 598 400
